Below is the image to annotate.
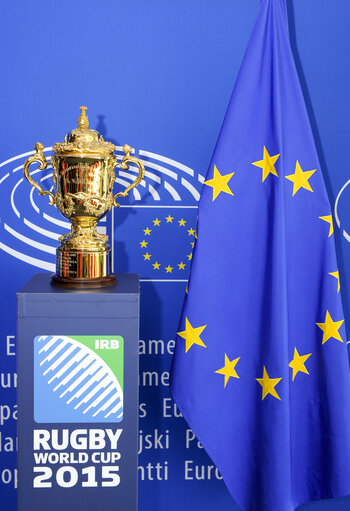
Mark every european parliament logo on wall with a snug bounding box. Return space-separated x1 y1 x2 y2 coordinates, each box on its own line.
34 335 124 423
335 177 350 244
0 146 203 278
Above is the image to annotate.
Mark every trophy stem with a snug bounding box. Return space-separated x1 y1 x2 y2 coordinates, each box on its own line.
59 216 107 247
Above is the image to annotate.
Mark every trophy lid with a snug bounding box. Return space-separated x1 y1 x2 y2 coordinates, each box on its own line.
52 106 116 157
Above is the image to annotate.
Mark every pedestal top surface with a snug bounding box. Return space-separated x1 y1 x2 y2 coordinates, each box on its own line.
18 272 140 295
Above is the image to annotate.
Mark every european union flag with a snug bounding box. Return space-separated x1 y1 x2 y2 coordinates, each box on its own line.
170 1 350 509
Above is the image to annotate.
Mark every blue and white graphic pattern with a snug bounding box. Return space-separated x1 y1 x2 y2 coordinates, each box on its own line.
34 335 123 423
0 147 202 273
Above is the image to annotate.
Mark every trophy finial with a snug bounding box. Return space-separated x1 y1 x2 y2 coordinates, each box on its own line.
54 105 116 157
78 106 89 131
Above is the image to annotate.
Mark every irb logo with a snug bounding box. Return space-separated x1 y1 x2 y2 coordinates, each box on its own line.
95 339 120 350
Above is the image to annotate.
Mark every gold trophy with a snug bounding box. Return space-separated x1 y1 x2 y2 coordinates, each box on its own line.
23 106 145 288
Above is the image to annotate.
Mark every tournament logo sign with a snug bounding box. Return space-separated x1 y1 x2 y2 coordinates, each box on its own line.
34 335 124 423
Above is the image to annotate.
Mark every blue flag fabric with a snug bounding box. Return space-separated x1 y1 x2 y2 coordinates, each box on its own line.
170 1 350 510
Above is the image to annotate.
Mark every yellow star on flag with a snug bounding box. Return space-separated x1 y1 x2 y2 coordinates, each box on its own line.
215 354 240 387
165 214 174 223
252 146 280 182
319 215 333 237
256 366 282 400
178 218 187 226
285 161 316 196
187 228 196 236
140 240 148 248
329 271 340 293
316 310 344 344
153 262 160 270
143 252 151 261
289 348 311 381
153 218 161 226
191 241 195 248
178 262 186 270
177 318 207 352
187 253 192 261
204 165 234 201
143 227 152 236
165 265 173 273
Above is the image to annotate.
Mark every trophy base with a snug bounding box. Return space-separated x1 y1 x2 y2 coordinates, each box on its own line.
51 274 116 289
52 245 115 288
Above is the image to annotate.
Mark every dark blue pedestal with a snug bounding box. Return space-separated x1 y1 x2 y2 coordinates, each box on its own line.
17 273 139 511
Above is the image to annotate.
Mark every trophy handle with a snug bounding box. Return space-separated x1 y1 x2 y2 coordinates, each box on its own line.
113 144 145 207
23 142 56 205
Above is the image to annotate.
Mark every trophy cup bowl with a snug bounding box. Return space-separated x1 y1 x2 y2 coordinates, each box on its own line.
23 106 145 288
